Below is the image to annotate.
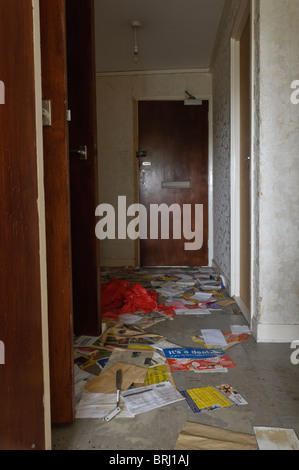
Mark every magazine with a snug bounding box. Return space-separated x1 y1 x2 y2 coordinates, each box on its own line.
180 384 247 413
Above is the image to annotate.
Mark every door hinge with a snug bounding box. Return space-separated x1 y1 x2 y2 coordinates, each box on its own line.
42 100 52 127
70 145 88 160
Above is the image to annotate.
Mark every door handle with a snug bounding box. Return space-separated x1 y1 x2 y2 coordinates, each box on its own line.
70 145 87 160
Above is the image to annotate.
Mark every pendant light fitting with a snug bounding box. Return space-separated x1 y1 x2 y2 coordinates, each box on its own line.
131 20 141 63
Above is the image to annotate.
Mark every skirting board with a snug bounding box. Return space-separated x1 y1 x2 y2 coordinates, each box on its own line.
253 319 299 344
100 258 136 267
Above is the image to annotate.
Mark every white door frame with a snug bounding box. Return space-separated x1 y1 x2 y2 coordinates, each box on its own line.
230 0 255 323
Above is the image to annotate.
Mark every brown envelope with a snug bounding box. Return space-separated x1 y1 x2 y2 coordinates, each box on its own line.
84 362 147 394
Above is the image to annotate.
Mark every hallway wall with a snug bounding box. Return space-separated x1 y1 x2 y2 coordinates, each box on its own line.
211 0 299 342
96 71 212 267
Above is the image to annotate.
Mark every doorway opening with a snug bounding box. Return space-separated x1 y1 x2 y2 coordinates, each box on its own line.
230 0 252 323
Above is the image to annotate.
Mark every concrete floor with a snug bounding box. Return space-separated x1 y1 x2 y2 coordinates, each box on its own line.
51 268 299 451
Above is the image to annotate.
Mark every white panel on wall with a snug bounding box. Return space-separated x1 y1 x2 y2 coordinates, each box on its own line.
257 0 299 336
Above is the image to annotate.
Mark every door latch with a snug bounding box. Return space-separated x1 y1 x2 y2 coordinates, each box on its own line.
136 151 147 158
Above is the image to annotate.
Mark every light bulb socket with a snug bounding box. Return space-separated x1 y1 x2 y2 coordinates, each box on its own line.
134 47 138 62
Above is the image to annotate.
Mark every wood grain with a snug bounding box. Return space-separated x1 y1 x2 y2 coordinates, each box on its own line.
138 100 209 266
240 15 251 308
66 0 101 336
0 0 46 449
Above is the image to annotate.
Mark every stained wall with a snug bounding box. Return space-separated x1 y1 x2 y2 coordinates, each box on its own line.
96 71 212 266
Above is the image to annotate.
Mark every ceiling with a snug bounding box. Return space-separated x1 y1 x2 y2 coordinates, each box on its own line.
94 0 225 74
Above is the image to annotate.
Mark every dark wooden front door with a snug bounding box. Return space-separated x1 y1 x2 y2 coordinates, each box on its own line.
138 100 209 266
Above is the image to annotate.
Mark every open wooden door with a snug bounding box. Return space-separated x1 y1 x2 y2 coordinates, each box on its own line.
40 0 101 425
66 0 101 337
239 15 251 310
0 0 51 449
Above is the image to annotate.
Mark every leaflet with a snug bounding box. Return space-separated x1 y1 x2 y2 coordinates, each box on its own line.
180 384 247 413
121 381 185 415
163 347 236 371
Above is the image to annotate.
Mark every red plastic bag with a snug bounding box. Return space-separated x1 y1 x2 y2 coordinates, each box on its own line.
101 279 175 317
101 279 131 311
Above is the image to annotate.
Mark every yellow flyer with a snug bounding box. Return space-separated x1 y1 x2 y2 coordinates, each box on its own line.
145 365 169 385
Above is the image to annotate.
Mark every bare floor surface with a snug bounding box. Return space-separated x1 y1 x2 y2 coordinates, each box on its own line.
52 267 299 450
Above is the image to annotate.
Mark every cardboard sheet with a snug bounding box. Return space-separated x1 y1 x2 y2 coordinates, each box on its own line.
254 427 299 450
174 422 258 450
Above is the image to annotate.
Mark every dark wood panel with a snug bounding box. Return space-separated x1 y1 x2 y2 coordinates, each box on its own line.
240 15 251 309
139 101 209 266
66 0 101 336
0 0 47 449
40 0 75 425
